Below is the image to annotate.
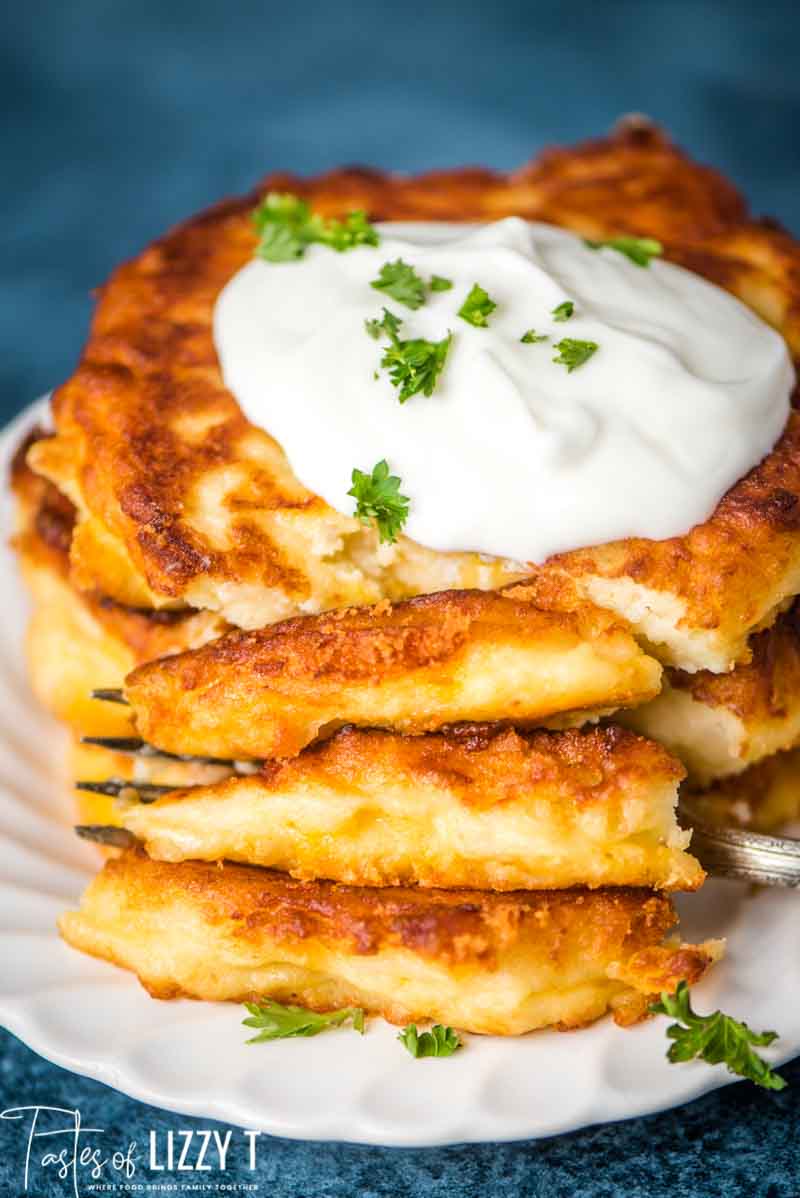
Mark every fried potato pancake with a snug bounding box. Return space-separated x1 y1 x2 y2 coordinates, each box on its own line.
117 723 702 891
624 602 800 785
59 850 720 1035
11 437 226 736
686 747 800 835
27 120 800 670
123 582 662 760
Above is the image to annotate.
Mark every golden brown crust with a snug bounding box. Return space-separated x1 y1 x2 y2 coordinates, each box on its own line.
59 849 720 1032
623 599 800 783
252 722 684 809
28 120 800 665
12 436 227 668
11 428 76 572
548 404 800 670
82 850 680 965
670 600 800 718
120 723 702 893
124 582 662 758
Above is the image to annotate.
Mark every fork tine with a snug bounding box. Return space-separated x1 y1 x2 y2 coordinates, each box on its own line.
80 735 236 767
91 688 129 705
75 824 139 848
75 778 181 803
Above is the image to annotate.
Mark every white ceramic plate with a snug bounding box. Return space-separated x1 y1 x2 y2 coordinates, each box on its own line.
0 399 798 1146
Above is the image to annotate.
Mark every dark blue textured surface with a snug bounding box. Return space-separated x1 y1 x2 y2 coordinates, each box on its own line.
3 2 800 1192
3 0 800 415
2 1029 800 1198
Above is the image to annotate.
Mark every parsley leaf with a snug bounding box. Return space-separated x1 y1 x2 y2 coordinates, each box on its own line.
371 259 426 309
381 332 452 403
520 329 548 344
348 459 410 544
457 283 497 328
252 193 310 261
366 307 403 341
314 209 379 252
252 192 378 262
553 338 598 372
650 982 786 1091
368 307 451 403
430 275 453 292
584 235 663 267
551 300 574 322
398 1024 463 1058
243 999 365 1042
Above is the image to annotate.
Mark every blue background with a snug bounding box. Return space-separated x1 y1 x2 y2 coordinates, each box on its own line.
2 1 800 1193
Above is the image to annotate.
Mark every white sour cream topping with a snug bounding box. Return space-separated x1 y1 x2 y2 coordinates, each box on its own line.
213 217 794 562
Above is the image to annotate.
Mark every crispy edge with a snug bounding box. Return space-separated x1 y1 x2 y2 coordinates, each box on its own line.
59 852 721 1029
123 584 662 757
244 722 687 810
12 433 227 665
61 848 716 978
669 600 800 722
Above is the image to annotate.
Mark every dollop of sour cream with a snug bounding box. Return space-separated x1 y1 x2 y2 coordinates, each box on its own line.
213 218 794 562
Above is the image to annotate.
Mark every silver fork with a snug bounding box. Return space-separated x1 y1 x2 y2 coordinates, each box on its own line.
679 798 800 887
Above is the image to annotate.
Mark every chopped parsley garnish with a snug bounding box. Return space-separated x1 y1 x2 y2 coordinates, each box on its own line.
457 283 497 328
430 275 453 291
520 329 548 344
553 337 598 372
551 300 574 322
584 235 663 267
348 459 410 544
650 983 786 1091
365 307 403 341
367 307 451 403
243 999 365 1042
252 192 379 261
382 331 452 403
398 1024 463 1059
371 259 426 309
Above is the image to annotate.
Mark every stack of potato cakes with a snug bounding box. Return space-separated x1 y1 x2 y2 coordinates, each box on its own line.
13 122 800 1035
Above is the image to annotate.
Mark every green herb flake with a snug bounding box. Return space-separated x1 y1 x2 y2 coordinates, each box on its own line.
381 332 452 403
584 235 663 267
243 999 365 1042
348 459 410 544
553 338 598 372
520 329 548 344
398 1024 463 1059
371 259 427 309
457 283 497 328
368 307 451 403
251 192 379 262
551 300 574 322
369 306 403 340
315 209 380 252
430 275 453 292
650 982 786 1091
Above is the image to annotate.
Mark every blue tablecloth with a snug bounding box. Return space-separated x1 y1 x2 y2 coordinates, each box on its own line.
2 2 799 1192
2 1029 799 1197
